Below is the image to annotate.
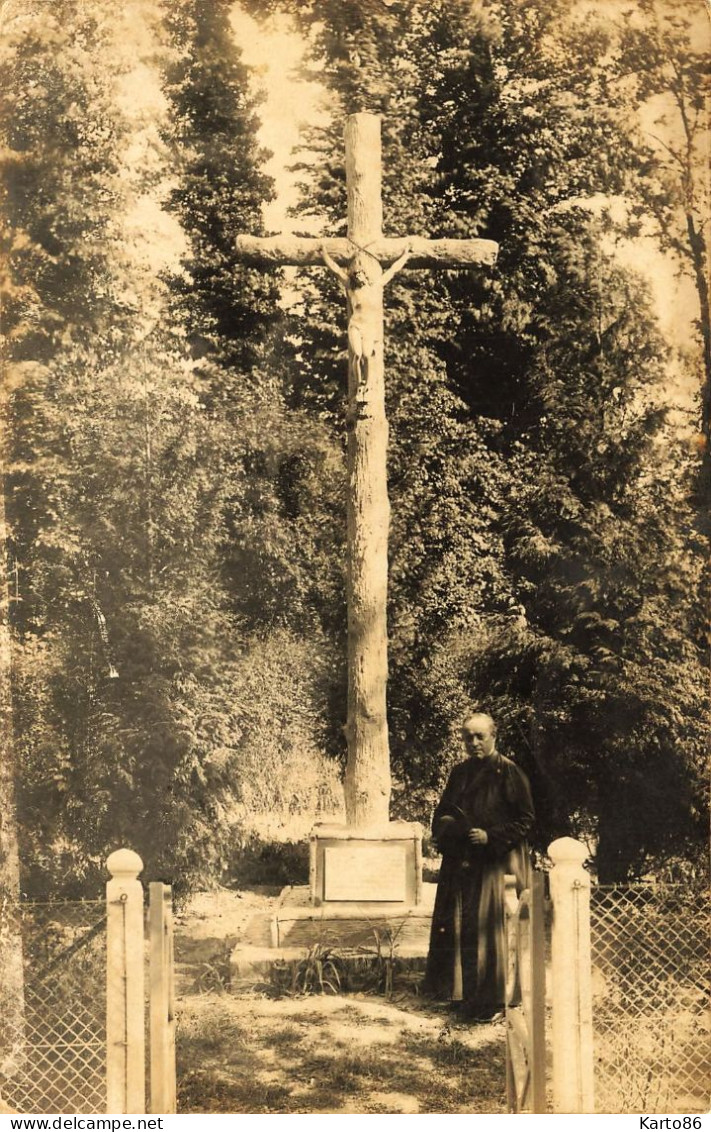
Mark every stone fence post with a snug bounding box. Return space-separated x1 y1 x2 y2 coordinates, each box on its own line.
548 837 595 1113
106 848 145 1114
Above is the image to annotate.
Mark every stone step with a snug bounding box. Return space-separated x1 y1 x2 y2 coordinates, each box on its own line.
230 883 436 989
230 942 428 990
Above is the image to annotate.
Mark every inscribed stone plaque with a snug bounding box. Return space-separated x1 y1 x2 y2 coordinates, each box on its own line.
323 844 407 902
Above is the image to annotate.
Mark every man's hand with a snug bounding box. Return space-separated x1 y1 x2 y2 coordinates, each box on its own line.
468 828 488 846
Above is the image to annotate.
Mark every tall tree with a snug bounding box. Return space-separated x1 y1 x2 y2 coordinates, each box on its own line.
407 0 708 874
163 0 279 382
459 232 707 877
0 398 23 1074
1 0 134 890
0 0 23 1018
162 0 343 633
0 0 248 893
161 0 348 807
247 4 516 793
613 0 710 495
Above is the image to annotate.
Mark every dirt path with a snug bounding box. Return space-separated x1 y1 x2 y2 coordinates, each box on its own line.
174 888 508 1115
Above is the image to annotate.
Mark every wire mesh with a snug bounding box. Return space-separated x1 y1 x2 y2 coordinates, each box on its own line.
0 900 107 1114
590 884 710 1114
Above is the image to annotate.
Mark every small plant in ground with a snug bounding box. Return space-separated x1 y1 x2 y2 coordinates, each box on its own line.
370 922 406 998
176 1003 246 1058
195 960 230 994
194 942 233 994
268 924 428 1000
272 943 342 996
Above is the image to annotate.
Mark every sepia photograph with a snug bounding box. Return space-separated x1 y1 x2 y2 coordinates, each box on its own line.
0 0 709 1118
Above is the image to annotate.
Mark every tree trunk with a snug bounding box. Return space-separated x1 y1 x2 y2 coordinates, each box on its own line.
685 210 711 443
0 465 24 1079
343 113 391 826
595 800 639 884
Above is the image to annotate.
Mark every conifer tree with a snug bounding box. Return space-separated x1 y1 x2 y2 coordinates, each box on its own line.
412 0 708 874
161 0 348 804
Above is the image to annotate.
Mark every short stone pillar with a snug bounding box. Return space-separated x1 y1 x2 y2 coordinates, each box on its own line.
106 848 145 1114
548 837 595 1113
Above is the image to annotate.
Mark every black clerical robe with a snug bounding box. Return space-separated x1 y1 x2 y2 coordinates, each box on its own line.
424 752 534 1018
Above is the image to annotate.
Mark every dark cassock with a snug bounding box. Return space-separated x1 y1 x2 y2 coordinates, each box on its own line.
424 751 534 1020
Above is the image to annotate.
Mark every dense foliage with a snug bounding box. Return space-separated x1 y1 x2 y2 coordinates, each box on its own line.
0 0 251 894
161 0 347 809
250 0 708 877
1 0 707 891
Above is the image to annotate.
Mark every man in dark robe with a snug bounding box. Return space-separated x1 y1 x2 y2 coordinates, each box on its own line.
424 712 534 1022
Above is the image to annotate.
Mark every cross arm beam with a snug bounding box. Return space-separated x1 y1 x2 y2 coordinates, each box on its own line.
235 233 498 269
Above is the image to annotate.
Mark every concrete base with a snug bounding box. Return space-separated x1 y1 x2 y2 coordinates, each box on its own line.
230 883 436 988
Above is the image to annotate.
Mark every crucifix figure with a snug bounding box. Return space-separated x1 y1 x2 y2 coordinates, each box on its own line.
319 242 413 392
236 113 498 830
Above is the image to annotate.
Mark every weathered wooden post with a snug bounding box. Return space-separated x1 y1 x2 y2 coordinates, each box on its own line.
149 882 176 1114
106 849 145 1115
548 837 595 1113
342 113 390 825
235 112 498 835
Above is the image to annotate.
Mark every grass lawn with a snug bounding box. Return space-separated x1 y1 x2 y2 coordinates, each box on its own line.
176 990 508 1114
174 888 508 1114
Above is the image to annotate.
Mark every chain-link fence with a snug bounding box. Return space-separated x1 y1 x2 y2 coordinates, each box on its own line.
0 900 107 1114
590 884 709 1114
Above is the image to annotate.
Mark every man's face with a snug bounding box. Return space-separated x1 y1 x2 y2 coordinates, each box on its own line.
462 715 496 759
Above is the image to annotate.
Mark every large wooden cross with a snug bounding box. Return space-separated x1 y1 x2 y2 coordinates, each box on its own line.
235 113 498 828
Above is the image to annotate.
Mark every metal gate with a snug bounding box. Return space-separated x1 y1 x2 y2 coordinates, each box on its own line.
505 870 547 1113
0 850 177 1116
590 883 710 1114
0 899 107 1113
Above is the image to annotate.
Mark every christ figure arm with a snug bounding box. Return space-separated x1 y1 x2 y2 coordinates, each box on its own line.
320 244 348 284
381 242 413 286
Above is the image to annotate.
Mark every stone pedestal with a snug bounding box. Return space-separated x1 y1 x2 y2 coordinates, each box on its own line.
230 882 437 986
309 821 423 906
272 881 435 951
230 821 435 987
